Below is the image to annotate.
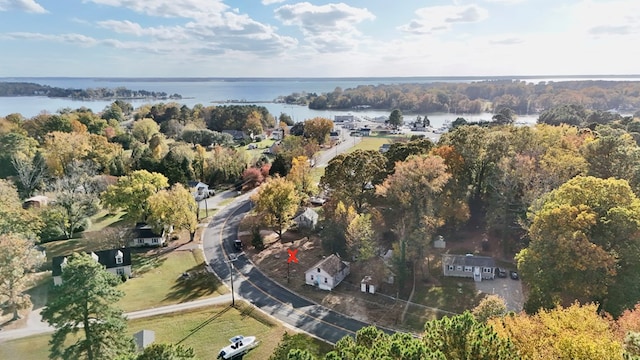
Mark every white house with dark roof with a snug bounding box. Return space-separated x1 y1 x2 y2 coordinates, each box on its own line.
52 248 132 285
442 254 496 282
293 207 319 230
130 223 166 247
305 254 350 290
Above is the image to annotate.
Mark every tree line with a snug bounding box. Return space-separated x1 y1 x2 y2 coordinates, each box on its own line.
280 80 640 115
0 81 181 100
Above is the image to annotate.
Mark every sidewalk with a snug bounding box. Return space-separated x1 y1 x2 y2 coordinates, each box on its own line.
0 294 232 342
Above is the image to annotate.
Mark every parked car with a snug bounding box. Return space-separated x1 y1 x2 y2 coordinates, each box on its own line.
233 239 243 251
497 268 507 278
510 270 519 280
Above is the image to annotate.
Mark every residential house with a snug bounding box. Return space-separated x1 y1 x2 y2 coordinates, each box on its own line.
130 223 166 247
292 207 319 230
270 127 285 140
188 181 211 201
222 130 248 141
22 195 49 209
305 254 350 290
329 130 341 143
442 254 496 282
359 128 372 136
379 143 391 153
52 248 132 285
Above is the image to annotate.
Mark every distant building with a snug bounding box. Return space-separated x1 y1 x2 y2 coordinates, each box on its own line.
22 195 49 209
292 207 319 230
334 115 355 123
305 254 350 290
52 248 132 285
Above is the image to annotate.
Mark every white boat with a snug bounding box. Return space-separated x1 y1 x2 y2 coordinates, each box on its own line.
217 335 258 359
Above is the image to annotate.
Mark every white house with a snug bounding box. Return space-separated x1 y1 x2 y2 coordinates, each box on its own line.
292 207 319 229
305 254 350 290
442 254 496 282
52 248 132 285
130 223 166 247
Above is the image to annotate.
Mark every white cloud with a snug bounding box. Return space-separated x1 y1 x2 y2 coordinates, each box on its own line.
274 2 375 52
566 0 640 37
398 4 488 34
483 0 526 4
84 0 227 19
261 0 286 4
1 32 97 45
0 0 47 13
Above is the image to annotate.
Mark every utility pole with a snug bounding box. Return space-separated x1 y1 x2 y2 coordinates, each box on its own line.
226 253 239 307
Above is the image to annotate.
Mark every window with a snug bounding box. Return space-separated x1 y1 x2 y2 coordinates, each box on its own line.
456 265 463 271
483 267 492 273
116 268 125 275
137 239 145 244
447 265 454 271
115 256 123 265
310 275 314 280
152 238 159 244
317 268 321 273
324 278 328 284
464 266 472 272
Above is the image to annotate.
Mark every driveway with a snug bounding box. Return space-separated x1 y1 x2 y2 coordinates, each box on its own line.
474 277 524 312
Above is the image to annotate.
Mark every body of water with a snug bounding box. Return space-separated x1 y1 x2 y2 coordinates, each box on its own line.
3 76 635 126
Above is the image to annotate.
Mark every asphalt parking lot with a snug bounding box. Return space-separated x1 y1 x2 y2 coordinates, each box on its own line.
475 276 524 312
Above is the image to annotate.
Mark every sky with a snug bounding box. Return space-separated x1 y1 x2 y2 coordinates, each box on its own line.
0 0 639 77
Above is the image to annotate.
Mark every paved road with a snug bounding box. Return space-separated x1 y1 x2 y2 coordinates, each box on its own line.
202 196 379 344
0 294 233 342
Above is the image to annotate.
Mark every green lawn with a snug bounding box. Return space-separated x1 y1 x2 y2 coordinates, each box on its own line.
87 209 128 232
118 249 225 312
0 303 320 360
348 136 392 152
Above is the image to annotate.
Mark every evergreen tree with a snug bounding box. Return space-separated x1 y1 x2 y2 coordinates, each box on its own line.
42 253 135 360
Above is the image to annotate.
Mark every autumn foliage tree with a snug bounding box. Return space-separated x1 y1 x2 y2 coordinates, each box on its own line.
251 176 300 240
148 183 198 241
517 176 640 316
303 117 333 145
101 170 169 222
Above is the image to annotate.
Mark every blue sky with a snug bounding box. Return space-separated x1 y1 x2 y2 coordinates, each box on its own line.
0 0 638 77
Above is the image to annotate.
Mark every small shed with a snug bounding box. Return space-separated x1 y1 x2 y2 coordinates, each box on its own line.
133 329 155 350
22 195 49 209
293 207 319 229
360 276 376 294
433 235 446 249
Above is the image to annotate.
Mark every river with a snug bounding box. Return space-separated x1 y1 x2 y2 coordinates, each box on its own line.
5 76 632 126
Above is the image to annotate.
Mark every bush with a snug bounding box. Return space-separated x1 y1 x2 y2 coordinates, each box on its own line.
251 226 264 251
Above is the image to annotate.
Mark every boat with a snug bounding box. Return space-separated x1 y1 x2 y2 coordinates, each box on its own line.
217 335 258 359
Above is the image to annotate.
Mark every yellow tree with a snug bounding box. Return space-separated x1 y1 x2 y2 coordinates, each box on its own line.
243 110 264 137
148 183 198 242
44 131 91 177
287 155 314 196
490 302 623 359
251 176 300 240
0 233 44 320
101 170 169 222
303 117 333 145
132 118 160 144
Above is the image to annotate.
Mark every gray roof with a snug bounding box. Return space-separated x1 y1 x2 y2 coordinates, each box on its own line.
442 254 495 268
134 223 162 238
308 254 349 277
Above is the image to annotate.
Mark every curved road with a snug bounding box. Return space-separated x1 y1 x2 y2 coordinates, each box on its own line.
200 132 393 344
202 178 385 344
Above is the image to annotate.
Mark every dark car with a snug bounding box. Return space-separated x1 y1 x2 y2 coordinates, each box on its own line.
497 268 507 278
510 270 519 280
233 239 242 251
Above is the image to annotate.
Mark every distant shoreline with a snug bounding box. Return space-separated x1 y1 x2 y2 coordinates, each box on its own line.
3 75 640 83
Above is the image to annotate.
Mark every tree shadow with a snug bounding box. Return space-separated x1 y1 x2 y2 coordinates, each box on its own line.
131 249 167 276
163 264 223 302
176 305 232 345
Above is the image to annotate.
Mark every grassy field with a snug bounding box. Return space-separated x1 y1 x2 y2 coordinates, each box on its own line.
86 210 128 232
0 303 322 360
119 249 225 312
347 135 394 152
